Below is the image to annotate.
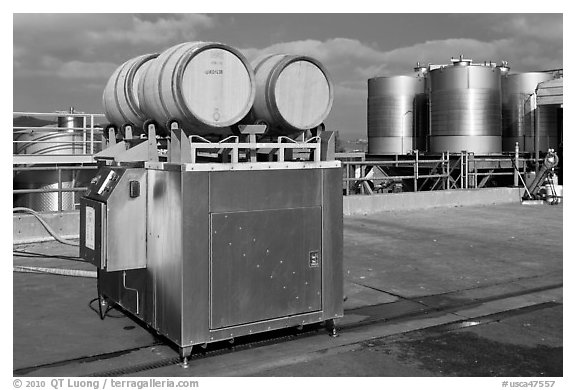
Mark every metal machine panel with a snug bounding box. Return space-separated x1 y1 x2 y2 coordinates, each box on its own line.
117 269 152 322
98 268 154 328
105 169 147 271
80 167 146 271
210 207 322 329
208 311 325 341
209 169 322 212
321 168 344 320
180 171 211 346
146 169 184 344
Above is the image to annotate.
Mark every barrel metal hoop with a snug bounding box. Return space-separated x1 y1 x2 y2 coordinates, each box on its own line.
112 61 131 126
157 42 192 126
118 57 142 126
124 53 159 126
173 42 207 127
102 67 119 125
264 55 293 132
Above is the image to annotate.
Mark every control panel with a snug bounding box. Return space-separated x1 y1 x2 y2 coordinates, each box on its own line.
84 168 124 202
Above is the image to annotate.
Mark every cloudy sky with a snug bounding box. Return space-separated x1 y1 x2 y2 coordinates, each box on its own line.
13 13 563 139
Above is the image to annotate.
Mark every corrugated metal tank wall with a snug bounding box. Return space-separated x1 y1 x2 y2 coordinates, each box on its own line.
501 72 558 152
429 61 502 154
367 76 426 155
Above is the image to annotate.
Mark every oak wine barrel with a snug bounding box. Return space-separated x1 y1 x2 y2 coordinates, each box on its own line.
249 54 334 135
138 41 255 135
102 53 158 128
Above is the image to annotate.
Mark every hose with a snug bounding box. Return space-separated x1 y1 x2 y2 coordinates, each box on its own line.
13 207 79 246
13 265 96 278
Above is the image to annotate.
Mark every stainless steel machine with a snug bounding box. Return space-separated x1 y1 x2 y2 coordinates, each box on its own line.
80 123 343 363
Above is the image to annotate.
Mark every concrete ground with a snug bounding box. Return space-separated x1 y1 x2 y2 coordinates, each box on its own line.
12 202 563 376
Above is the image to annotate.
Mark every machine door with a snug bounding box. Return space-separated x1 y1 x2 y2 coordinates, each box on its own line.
210 207 322 329
80 198 107 269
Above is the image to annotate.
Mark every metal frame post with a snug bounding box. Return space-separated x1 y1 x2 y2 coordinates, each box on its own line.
460 152 464 188
90 115 95 154
533 94 540 170
442 152 448 190
82 115 87 155
413 153 419 192
57 167 63 212
514 142 520 187
468 152 475 188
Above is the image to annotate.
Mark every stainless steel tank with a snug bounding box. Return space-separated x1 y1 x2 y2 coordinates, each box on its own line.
501 72 558 152
13 109 84 211
429 60 502 154
367 76 426 155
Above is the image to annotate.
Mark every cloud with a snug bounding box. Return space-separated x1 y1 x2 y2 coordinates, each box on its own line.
85 14 214 46
489 14 562 41
57 61 119 79
14 54 117 80
13 13 562 136
13 13 217 80
241 20 562 94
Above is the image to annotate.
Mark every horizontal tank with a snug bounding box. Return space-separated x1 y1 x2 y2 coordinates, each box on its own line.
501 72 558 152
429 59 502 154
13 109 84 211
367 76 426 155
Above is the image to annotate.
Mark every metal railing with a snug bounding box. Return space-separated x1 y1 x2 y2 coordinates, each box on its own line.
341 153 453 195
13 111 106 164
13 111 106 212
340 151 538 195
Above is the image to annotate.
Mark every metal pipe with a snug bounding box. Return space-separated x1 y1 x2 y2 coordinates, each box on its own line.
122 271 140 315
13 188 87 194
57 168 62 212
13 111 106 117
13 166 97 171
401 110 412 152
473 172 516 176
342 174 448 182
340 159 446 166
534 94 540 170
13 126 103 131
13 139 100 144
